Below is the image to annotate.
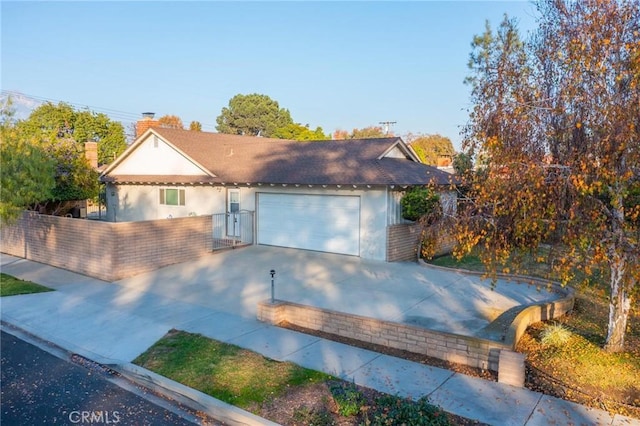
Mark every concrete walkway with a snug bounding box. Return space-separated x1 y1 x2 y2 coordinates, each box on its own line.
1 247 638 426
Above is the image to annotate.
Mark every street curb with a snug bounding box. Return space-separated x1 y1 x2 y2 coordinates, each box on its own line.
0 320 279 426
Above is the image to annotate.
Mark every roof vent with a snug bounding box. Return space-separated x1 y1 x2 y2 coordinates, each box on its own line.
142 112 156 119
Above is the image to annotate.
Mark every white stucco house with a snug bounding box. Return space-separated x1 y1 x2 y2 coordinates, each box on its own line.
100 127 456 261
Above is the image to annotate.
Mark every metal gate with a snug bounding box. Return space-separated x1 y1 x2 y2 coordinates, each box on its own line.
86 199 106 220
212 210 254 250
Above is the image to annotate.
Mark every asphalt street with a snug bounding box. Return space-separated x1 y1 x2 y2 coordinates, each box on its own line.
0 330 216 426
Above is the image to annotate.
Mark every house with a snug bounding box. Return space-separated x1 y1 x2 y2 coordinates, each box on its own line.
100 127 456 261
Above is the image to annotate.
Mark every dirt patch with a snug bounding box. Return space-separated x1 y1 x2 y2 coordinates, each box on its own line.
250 322 493 424
252 380 488 426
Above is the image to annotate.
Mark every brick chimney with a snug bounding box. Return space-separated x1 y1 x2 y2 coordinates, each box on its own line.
84 141 99 169
136 112 159 138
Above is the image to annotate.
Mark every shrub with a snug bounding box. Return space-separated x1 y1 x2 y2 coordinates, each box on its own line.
367 395 450 425
540 323 572 347
401 187 441 222
329 382 365 417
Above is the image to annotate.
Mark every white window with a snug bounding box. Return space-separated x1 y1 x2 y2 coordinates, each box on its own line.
159 188 185 206
228 190 240 213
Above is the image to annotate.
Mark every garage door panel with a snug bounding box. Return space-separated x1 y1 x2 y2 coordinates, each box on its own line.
258 193 360 256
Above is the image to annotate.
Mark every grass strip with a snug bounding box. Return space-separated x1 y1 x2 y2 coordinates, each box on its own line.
133 329 331 409
428 252 486 271
0 273 54 297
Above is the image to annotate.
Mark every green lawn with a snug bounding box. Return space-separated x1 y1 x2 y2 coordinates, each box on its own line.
0 273 53 297
133 329 331 409
428 248 555 279
133 330 456 425
429 252 486 271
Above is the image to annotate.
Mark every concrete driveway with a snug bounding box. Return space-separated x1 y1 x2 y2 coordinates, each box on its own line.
107 245 560 339
1 244 562 358
4 247 631 426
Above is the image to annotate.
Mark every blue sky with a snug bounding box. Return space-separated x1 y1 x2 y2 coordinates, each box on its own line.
1 1 539 149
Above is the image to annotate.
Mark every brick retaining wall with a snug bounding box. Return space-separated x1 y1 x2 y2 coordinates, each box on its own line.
505 292 575 347
257 279 574 374
258 300 508 371
1 212 213 281
420 261 576 348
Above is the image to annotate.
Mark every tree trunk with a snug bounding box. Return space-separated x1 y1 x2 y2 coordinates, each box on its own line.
604 252 630 353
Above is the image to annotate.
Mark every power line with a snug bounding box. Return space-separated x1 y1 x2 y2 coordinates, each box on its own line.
1 90 140 122
0 90 219 132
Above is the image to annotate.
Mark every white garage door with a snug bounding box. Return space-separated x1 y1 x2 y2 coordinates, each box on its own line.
258 193 360 256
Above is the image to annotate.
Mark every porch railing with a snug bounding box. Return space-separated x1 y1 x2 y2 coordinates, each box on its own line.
212 210 254 250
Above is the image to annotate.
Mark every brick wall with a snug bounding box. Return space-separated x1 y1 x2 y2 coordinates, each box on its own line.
386 223 421 262
258 300 508 371
387 223 456 262
505 292 575 347
1 212 213 281
257 282 574 374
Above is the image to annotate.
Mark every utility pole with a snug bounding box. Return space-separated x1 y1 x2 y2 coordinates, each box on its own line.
379 121 397 135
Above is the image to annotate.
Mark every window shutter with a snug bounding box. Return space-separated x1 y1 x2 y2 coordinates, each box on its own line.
179 189 185 206
159 188 165 204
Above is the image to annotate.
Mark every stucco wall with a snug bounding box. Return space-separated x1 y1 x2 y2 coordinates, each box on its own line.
106 184 390 261
1 212 213 281
110 133 206 175
105 184 225 222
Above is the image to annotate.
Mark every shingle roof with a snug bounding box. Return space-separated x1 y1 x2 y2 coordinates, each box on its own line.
102 128 456 187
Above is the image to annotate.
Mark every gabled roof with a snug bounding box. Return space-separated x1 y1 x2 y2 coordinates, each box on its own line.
101 128 456 187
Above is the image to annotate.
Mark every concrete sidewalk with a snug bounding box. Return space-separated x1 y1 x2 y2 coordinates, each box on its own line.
1 251 638 426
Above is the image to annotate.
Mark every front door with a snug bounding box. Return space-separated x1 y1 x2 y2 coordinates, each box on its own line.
227 189 240 237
